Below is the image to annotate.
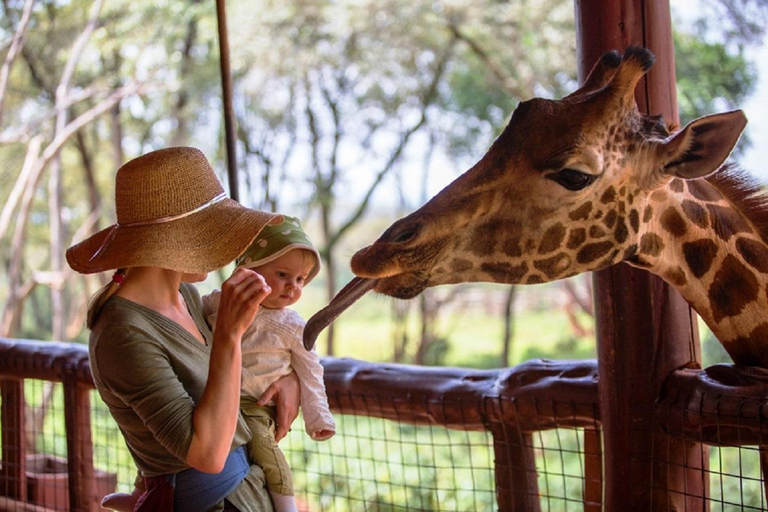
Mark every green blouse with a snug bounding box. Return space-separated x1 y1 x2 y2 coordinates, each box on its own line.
89 283 273 511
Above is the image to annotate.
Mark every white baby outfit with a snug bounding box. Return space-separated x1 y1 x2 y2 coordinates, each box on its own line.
203 291 335 440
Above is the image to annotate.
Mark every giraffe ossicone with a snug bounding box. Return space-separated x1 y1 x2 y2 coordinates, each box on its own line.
304 47 766 367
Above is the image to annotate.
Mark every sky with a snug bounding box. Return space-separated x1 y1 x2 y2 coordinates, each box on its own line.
671 1 767 182
738 42 768 181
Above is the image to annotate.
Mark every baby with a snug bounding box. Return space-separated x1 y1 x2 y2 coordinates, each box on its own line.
204 216 335 512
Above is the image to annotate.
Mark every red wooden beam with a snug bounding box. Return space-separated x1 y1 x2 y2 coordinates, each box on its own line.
574 0 707 509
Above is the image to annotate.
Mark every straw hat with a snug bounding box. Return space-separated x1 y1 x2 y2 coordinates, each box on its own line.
66 147 280 274
236 215 321 284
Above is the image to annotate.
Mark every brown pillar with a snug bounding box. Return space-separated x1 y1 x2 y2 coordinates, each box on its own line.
574 0 707 509
0 379 27 502
64 382 95 512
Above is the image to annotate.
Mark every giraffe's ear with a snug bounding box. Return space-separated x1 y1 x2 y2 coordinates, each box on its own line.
660 110 748 180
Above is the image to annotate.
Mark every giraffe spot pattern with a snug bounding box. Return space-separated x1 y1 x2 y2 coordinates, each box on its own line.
708 255 759 323
623 244 638 260
660 207 687 237
615 218 629 243
725 323 768 366
639 233 663 257
569 202 593 221
589 226 606 238
481 262 528 283
567 228 587 250
687 180 722 202
668 267 687 287
597 249 621 269
603 210 617 229
681 200 708 229
577 241 614 264
629 209 640 233
469 221 504 256
534 253 572 279
538 224 567 254
643 205 653 223
650 190 668 203
707 204 753 241
669 179 684 193
526 274 544 284
450 259 474 273
600 186 617 204
502 239 523 258
682 239 718 278
735 237 768 273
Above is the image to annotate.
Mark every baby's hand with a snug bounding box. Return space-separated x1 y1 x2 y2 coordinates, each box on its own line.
312 429 335 441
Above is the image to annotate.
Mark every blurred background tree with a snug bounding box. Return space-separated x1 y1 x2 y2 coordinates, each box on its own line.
0 0 765 374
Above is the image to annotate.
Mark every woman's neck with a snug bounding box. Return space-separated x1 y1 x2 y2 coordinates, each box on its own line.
115 267 184 312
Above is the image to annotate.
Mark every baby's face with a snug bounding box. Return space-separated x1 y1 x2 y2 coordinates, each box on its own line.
253 249 314 309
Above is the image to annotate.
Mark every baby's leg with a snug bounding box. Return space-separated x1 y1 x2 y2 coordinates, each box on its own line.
242 403 297 512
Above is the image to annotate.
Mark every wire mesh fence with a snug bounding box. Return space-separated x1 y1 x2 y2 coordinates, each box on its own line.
3 338 768 511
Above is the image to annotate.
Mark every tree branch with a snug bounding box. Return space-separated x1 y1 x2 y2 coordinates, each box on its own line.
0 0 35 128
329 36 458 248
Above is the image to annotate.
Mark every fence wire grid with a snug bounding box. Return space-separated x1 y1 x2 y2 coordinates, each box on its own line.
2 343 768 510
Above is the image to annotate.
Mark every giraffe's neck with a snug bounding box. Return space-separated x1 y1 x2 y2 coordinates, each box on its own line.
634 175 768 366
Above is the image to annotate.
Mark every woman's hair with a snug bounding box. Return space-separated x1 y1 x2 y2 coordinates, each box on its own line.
86 268 127 329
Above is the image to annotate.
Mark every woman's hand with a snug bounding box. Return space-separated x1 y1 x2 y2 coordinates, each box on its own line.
215 268 271 342
258 372 300 442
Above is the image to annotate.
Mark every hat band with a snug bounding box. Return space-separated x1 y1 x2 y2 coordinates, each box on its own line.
88 192 228 262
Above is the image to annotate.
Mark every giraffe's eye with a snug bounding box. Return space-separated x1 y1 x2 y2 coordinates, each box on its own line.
550 168 596 191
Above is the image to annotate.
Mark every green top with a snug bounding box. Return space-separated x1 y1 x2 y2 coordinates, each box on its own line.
89 283 273 511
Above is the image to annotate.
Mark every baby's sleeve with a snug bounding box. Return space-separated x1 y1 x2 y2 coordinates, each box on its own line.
288 315 336 441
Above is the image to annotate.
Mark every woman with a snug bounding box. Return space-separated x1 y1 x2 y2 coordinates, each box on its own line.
66 147 299 511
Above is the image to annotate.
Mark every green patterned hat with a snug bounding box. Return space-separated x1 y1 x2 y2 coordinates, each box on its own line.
236 215 321 284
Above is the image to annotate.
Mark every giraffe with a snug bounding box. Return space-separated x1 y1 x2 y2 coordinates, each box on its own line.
304 46 767 368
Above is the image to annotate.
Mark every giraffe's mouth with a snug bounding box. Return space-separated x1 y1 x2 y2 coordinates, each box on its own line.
303 277 379 350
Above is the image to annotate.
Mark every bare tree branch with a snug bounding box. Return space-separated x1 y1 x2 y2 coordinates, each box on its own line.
0 0 35 127
328 36 458 248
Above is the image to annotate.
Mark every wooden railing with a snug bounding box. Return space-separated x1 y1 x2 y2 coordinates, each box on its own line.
3 337 768 510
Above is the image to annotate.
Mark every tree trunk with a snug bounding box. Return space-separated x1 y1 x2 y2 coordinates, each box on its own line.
391 299 410 363
501 285 516 367
170 11 199 147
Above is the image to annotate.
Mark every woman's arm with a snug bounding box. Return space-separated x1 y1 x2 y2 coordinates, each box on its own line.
257 371 300 442
187 268 271 472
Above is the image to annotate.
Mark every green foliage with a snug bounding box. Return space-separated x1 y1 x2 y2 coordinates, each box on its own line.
674 32 756 124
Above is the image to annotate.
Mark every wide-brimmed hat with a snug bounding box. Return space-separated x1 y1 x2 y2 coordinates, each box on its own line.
66 147 281 274
236 215 321 284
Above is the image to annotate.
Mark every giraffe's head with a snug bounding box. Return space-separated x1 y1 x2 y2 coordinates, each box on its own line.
303 46 747 349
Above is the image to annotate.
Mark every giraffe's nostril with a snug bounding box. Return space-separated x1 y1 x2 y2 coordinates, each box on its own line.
393 229 417 243
388 222 421 244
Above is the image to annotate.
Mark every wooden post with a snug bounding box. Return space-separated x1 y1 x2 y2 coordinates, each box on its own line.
490 426 541 512
574 0 708 509
0 379 26 502
63 381 94 512
582 428 602 511
216 0 239 202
